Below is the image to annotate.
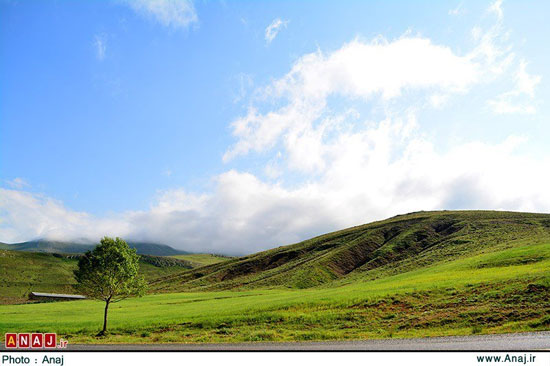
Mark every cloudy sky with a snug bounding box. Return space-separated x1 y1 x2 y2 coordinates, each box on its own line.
1 0 549 255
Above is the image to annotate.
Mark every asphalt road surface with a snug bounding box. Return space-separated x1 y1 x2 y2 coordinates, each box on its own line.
4 331 548 351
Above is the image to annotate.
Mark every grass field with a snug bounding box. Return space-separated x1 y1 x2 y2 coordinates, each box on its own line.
170 254 232 268
0 229 548 343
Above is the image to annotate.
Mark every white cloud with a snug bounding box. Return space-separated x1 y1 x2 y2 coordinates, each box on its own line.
4 178 30 190
488 0 504 20
471 26 483 41
487 98 536 115
515 60 541 97
224 31 509 163
429 94 449 109
488 60 541 114
226 5 539 163
232 73 254 103
0 189 131 244
94 35 106 61
265 18 288 44
449 3 464 16
122 0 198 29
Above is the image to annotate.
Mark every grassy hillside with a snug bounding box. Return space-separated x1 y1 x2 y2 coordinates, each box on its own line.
0 251 190 304
171 254 233 268
0 211 549 343
1 239 188 256
150 210 550 292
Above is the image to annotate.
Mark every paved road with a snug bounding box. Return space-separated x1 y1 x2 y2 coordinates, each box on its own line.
4 331 547 351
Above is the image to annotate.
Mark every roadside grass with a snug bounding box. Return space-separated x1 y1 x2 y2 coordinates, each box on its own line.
1 242 548 343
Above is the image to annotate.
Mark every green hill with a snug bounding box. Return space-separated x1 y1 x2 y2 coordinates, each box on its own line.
171 254 233 268
1 239 188 256
150 210 550 292
0 251 191 304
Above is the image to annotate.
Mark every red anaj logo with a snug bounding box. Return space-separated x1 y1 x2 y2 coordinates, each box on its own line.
4 333 68 349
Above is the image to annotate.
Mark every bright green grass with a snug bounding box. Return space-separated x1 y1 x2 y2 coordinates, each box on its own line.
1 242 548 343
170 254 231 267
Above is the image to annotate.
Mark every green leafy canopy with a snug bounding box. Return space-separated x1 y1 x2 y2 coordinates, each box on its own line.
74 236 147 302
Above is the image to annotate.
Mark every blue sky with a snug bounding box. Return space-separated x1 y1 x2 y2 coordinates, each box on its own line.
1 0 549 254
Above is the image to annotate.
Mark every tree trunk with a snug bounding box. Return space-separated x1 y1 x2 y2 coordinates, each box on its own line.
102 300 110 335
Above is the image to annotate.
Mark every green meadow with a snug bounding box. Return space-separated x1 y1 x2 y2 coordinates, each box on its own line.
170 254 232 268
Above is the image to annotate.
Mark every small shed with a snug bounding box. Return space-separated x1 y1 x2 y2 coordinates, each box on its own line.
29 292 86 301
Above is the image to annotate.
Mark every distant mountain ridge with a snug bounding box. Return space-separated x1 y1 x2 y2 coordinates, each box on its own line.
0 239 188 256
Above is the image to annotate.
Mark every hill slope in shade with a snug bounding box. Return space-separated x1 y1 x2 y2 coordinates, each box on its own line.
150 210 550 292
1 239 188 256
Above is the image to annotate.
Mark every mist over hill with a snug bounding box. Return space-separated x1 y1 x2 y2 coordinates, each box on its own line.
0 239 188 256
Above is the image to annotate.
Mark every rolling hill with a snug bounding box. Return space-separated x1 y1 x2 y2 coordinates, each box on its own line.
171 254 233 268
149 210 550 292
1 239 188 256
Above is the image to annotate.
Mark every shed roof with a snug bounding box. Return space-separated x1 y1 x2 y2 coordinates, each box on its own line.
30 292 86 299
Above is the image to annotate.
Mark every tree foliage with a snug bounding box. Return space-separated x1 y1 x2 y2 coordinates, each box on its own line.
74 236 147 334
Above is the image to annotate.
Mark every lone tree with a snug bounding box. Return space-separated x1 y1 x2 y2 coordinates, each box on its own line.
74 236 147 335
